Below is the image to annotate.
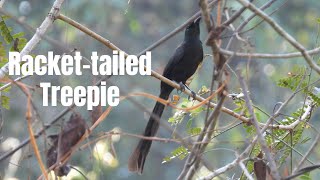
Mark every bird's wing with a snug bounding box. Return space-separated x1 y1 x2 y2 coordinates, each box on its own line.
162 43 185 79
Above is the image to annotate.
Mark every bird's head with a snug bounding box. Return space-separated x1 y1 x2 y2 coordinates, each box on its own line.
185 17 201 38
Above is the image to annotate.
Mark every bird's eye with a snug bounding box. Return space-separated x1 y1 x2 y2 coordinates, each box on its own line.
187 24 194 29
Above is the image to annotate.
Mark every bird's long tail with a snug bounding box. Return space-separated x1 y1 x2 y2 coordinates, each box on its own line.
128 91 170 174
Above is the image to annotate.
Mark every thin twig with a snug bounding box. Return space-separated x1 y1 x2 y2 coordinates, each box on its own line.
293 20 320 174
178 0 228 178
0 105 74 161
219 46 320 59
236 0 320 75
14 82 48 179
238 70 281 179
137 0 221 57
199 142 253 180
105 80 215 170
0 0 65 78
0 8 69 52
221 0 254 28
266 131 315 165
57 14 249 123
294 132 320 173
239 160 254 180
200 60 309 179
225 0 278 50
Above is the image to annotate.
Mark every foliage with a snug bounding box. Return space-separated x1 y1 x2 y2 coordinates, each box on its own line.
0 16 28 109
237 67 318 179
165 91 207 162
162 146 189 163
0 16 14 44
2 1 320 179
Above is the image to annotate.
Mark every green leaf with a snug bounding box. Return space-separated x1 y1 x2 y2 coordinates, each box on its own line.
0 57 8 68
168 111 185 125
186 119 192 129
199 85 210 94
300 172 311 180
1 15 10 20
187 127 202 136
0 17 14 44
300 137 311 144
277 67 307 91
162 146 189 163
12 32 25 39
243 124 255 137
190 106 205 118
0 42 7 68
1 95 10 109
17 38 27 51
0 41 5 57
0 84 10 93
255 111 261 122
181 104 187 108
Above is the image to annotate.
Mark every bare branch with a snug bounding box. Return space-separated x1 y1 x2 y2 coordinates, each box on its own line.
178 0 229 178
284 164 320 180
57 13 249 123
276 99 314 130
0 105 74 162
137 0 221 57
199 48 308 179
293 129 320 173
219 47 320 59
0 8 70 52
239 160 254 180
238 70 281 179
0 0 65 78
199 142 254 180
236 0 320 75
221 2 251 28
225 0 279 50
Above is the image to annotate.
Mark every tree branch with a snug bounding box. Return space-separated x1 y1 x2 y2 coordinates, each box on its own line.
137 0 221 57
225 0 279 50
178 0 228 178
238 70 281 179
236 0 320 75
56 13 249 123
293 124 320 173
219 46 320 59
0 0 65 78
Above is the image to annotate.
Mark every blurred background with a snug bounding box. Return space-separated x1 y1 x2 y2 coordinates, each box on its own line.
1 0 320 179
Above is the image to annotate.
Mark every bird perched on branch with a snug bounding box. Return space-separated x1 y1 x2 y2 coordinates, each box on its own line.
128 17 203 174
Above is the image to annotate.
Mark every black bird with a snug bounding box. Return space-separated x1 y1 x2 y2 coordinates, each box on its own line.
128 17 203 174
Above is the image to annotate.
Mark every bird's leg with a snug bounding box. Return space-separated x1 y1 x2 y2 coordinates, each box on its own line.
177 82 186 94
177 82 196 100
185 84 197 100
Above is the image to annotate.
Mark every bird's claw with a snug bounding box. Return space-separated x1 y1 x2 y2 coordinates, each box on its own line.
188 91 197 101
177 82 186 94
176 82 196 100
